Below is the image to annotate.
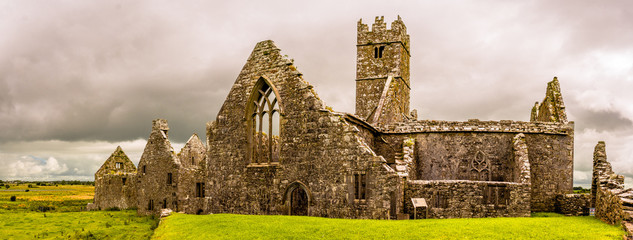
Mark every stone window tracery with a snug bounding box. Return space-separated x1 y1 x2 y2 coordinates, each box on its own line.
471 151 490 181
247 78 280 164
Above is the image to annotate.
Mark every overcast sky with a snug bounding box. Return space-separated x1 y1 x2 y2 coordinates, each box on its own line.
1 0 632 188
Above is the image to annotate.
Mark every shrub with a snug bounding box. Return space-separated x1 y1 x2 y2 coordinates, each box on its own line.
25 189 29 192
33 205 55 212
10 196 16 201
5 185 9 189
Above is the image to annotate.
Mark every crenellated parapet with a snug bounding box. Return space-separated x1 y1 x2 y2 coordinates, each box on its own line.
357 16 410 52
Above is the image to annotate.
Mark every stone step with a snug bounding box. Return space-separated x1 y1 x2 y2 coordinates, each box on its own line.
624 205 633 211
622 197 633 206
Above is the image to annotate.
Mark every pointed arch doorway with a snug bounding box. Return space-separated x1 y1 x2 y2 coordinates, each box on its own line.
283 181 312 216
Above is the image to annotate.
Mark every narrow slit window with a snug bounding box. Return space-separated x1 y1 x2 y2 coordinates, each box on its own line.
354 173 367 200
196 182 205 198
167 173 172 185
122 177 127 186
378 46 385 58
374 47 379 58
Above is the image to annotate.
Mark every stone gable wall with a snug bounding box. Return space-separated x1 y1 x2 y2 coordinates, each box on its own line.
206 40 399 219
136 119 181 215
176 134 207 214
93 147 138 210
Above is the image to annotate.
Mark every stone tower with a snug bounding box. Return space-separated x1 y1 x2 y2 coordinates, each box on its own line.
355 16 411 125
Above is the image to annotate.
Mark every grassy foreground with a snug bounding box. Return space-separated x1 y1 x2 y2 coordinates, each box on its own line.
153 213 626 240
0 210 157 239
0 184 157 239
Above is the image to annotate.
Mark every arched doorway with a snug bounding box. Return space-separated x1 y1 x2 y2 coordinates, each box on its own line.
283 181 312 216
290 187 308 215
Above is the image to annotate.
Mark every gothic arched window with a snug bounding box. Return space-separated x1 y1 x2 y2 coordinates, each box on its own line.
247 78 281 164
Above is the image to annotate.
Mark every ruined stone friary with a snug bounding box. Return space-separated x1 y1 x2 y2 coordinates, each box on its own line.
90 16 581 219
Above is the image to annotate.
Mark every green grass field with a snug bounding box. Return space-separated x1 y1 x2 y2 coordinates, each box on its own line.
152 213 626 240
0 183 627 239
0 210 157 239
0 184 94 212
0 184 157 239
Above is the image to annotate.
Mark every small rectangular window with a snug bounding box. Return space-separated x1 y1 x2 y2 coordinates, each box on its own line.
433 192 448 208
162 199 167 209
115 162 123 169
122 177 127 186
196 182 205 198
148 199 154 211
142 165 146 174
354 173 366 200
167 173 172 185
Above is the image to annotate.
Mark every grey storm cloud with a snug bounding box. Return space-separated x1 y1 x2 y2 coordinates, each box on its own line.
1 0 632 184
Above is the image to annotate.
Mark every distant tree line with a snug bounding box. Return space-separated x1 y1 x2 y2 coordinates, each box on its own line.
573 186 591 194
0 179 94 187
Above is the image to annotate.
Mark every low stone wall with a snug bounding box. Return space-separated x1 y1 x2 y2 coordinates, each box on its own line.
596 186 625 225
555 194 590 216
404 180 530 219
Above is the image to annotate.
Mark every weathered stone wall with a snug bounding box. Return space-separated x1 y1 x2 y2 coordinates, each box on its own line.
404 180 531 218
356 16 410 125
375 119 573 212
596 183 625 225
94 173 138 210
591 141 627 225
92 146 138 210
525 133 574 212
592 141 625 207
176 134 207 214
533 77 567 123
206 40 398 219
512 133 531 184
555 194 591 216
136 119 181 215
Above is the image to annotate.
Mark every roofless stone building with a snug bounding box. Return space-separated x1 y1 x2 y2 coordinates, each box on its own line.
91 16 578 219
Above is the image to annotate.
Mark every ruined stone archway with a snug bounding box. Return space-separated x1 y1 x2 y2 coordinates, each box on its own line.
282 181 312 216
